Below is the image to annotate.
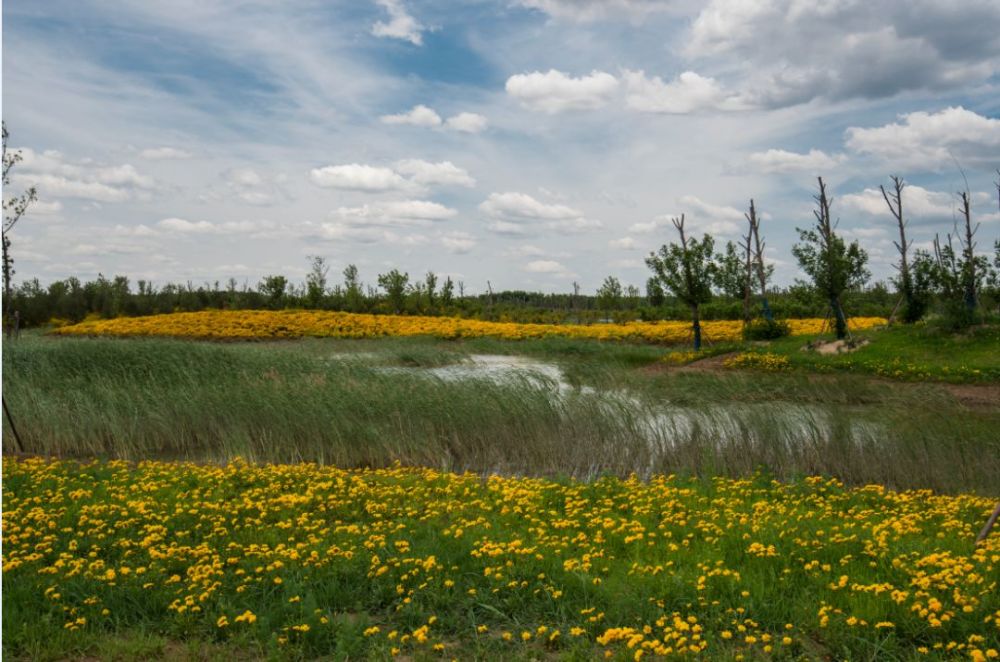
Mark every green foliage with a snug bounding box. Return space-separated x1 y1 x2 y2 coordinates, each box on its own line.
377 269 409 313
792 178 869 339
305 255 329 309
596 275 623 310
742 318 790 341
713 240 749 300
257 274 288 309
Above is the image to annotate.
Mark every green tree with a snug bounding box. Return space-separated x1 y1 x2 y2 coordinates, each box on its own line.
714 241 748 300
645 215 715 350
305 256 329 309
792 178 869 339
645 277 665 307
425 271 438 309
596 275 623 310
440 276 454 308
377 269 409 314
258 275 288 309
343 264 365 312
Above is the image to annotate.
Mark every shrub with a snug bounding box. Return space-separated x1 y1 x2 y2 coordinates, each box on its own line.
743 318 790 341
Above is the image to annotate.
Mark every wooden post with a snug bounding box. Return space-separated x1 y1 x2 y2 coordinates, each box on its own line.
976 503 1000 545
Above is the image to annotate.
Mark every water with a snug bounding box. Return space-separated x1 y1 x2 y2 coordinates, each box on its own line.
331 353 886 452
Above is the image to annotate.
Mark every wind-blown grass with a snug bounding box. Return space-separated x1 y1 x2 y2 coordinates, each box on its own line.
4 335 998 493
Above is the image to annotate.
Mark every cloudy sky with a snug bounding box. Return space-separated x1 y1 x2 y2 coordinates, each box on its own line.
3 0 1000 294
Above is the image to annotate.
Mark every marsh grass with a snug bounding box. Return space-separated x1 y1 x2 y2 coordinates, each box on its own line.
3 334 998 493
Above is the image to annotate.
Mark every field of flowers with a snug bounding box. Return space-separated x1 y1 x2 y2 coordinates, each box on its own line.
3 457 997 660
50 310 887 344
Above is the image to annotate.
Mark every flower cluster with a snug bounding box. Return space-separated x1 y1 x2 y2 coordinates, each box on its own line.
3 458 996 659
722 352 791 371
51 310 887 345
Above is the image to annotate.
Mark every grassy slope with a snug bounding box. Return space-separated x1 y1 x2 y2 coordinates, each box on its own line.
3 333 998 493
757 323 1000 383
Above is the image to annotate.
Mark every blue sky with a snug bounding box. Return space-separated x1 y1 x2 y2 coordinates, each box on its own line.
3 0 999 294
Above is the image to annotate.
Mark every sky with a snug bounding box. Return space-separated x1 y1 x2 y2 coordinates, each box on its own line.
2 0 1000 295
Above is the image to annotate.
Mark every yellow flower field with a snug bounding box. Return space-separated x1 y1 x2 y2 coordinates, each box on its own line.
2 457 997 659
51 309 887 343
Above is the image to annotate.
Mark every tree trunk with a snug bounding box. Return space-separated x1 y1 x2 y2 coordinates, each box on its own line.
691 305 702 351
760 296 773 322
831 297 847 339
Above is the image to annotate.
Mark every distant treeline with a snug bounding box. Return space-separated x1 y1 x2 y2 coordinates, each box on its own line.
4 263 926 328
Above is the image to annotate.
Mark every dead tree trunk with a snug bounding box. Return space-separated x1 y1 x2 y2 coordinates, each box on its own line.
957 191 979 313
746 199 772 322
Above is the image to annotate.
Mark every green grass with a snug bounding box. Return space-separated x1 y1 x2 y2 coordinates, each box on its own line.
3 458 998 661
3 333 998 493
755 323 1000 383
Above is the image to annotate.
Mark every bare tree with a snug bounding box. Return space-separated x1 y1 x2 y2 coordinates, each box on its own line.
2 123 38 320
745 199 773 321
957 190 981 313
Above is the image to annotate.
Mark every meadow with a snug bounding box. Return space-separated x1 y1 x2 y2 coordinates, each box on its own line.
3 458 998 661
3 312 1000 660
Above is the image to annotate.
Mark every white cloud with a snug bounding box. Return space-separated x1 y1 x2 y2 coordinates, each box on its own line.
746 148 846 174
480 192 582 221
139 147 192 160
629 217 671 234
441 231 476 254
158 217 279 236
524 259 568 274
840 184 959 220
678 195 745 236
445 112 488 133
380 104 442 127
685 0 1000 108
27 200 64 215
393 159 475 187
623 70 731 114
331 200 457 227
309 164 412 192
515 0 676 21
371 0 424 46
13 148 155 202
609 236 637 249
506 69 618 113
845 107 1000 169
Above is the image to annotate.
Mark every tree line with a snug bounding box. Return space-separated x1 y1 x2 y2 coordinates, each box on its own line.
3 122 999 340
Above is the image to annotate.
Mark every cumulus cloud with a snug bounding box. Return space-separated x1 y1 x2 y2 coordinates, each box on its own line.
505 69 618 113
380 104 442 127
158 217 279 236
524 259 569 274
746 148 847 174
630 197 746 237
371 0 424 46
445 112 488 133
623 70 732 114
480 191 601 232
845 107 1000 169
840 184 960 221
12 149 156 202
139 147 192 160
393 159 475 187
685 0 1000 108
330 200 457 227
609 236 638 249
441 231 476 253
309 164 412 192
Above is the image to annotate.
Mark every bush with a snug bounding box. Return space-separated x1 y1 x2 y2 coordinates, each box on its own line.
743 318 791 341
